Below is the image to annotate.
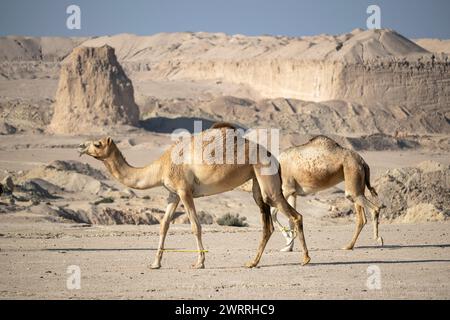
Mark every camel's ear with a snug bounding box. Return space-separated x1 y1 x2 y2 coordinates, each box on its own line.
106 137 112 145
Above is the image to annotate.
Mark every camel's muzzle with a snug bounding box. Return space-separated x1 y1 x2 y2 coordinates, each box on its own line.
77 142 89 157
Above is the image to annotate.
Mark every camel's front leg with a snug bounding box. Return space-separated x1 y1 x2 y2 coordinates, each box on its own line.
343 203 366 250
150 193 180 269
179 190 206 269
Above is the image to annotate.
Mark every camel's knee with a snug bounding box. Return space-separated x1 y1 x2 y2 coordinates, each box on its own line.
355 195 379 211
288 213 303 231
261 194 273 206
160 215 170 226
291 213 302 224
361 218 367 227
191 222 202 235
159 215 173 234
371 208 380 220
188 214 202 234
345 192 354 203
356 214 366 227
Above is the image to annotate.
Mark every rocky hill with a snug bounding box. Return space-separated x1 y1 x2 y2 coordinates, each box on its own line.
0 29 449 147
79 29 449 109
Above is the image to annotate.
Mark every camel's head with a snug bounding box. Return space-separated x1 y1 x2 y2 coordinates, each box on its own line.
78 137 115 160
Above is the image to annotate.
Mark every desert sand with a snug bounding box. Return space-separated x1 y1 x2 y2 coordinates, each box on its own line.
1 220 449 299
0 28 449 299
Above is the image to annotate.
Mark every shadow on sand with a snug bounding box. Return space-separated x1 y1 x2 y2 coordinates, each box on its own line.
42 244 450 269
140 116 216 134
258 258 450 268
356 243 450 250
140 116 246 133
46 247 158 252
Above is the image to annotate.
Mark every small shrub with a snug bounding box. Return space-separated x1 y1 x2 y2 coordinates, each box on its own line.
216 213 248 227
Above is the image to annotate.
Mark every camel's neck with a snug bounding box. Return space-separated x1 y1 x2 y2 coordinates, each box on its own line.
102 148 163 190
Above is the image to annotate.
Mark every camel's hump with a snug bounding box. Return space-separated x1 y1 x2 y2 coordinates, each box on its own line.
307 135 342 148
210 122 237 130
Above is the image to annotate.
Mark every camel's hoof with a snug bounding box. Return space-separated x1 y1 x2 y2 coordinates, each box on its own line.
149 263 161 270
245 261 258 268
342 245 354 250
377 237 384 246
280 245 294 252
191 263 205 269
301 256 311 266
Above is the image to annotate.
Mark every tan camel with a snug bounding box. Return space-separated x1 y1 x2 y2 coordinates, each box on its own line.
272 135 383 252
78 123 311 269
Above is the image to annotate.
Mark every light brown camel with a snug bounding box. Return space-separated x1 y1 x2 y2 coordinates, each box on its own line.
272 135 383 252
78 123 311 269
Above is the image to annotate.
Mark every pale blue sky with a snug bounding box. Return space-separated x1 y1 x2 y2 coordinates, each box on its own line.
1 0 449 38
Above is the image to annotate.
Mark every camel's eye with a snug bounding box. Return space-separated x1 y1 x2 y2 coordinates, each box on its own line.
94 142 102 148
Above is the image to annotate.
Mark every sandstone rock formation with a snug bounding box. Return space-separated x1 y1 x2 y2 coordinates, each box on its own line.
141 95 450 151
1 29 449 145
48 45 139 134
18 160 109 194
82 29 450 111
374 161 449 220
0 36 87 80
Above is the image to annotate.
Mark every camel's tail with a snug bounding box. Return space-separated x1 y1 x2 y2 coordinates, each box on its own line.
363 161 378 198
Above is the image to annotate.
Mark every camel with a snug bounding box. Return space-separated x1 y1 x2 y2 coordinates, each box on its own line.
272 135 383 252
78 123 311 269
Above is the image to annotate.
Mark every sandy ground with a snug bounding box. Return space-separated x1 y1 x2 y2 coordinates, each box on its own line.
0 221 449 299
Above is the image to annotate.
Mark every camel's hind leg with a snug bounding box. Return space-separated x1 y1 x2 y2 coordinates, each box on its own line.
246 179 274 268
271 196 296 252
272 196 310 265
151 193 180 269
280 195 296 252
355 195 383 246
342 160 370 250
342 158 383 249
178 190 206 269
254 168 310 266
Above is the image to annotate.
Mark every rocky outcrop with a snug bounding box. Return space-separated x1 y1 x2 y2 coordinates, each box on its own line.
0 36 87 79
48 45 140 134
143 96 450 138
82 29 449 111
374 161 450 221
18 160 110 194
1 29 449 138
